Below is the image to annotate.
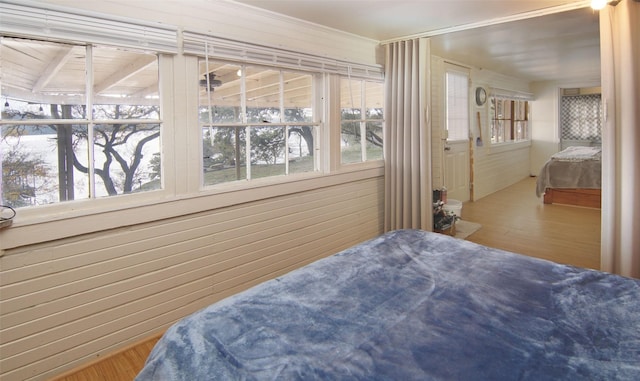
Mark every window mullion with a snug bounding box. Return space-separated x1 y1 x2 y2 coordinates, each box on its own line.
240 66 250 180
86 45 96 198
360 81 367 162
245 126 251 180
280 71 289 175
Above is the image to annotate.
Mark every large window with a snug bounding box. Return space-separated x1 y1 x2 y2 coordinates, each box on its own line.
198 59 318 186
340 78 384 164
490 96 530 143
1 38 161 208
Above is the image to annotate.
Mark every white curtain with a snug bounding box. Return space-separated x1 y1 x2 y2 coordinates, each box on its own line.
384 38 432 231
600 0 640 277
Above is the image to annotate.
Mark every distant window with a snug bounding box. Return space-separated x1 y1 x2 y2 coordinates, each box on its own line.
1 38 162 208
198 59 319 186
561 93 601 143
445 70 469 142
490 96 530 143
340 78 384 164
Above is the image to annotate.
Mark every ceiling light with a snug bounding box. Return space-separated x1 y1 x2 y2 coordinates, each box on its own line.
591 0 608 9
4 99 9 108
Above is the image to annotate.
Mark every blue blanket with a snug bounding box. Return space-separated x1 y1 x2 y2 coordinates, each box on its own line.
136 230 640 380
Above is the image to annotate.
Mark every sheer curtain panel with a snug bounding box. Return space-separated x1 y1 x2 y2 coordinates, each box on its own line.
384 38 432 231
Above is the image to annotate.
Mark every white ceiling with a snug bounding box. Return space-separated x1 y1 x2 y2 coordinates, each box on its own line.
232 0 602 82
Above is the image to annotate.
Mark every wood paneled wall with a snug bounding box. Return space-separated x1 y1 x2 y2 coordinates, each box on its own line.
473 146 531 200
0 175 384 380
430 55 532 201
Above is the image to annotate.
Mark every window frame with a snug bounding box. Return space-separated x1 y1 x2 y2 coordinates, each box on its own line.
560 92 602 146
489 94 531 145
1 38 173 217
197 59 323 188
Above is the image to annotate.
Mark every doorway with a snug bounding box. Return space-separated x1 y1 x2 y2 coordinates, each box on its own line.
443 64 471 202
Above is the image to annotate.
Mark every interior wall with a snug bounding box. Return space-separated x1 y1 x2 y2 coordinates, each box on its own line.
430 55 533 201
1 173 384 380
530 81 561 176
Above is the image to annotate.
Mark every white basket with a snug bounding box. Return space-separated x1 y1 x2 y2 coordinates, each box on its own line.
442 199 462 218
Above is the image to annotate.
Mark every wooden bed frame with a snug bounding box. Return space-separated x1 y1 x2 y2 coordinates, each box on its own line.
543 188 601 209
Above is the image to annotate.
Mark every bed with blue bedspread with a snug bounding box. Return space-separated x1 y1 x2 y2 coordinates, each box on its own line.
136 229 640 380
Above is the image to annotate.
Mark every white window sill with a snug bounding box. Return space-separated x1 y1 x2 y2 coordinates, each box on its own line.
0 164 384 252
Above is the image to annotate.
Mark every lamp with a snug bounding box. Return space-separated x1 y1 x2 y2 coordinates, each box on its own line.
3 99 8 108
592 0 622 9
591 0 608 9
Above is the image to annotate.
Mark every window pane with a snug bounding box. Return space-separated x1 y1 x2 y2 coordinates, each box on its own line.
340 77 383 164
365 82 383 120
250 125 286 179
366 121 383 161
246 68 281 123
92 123 161 196
341 121 362 164
203 126 246 185
341 78 361 164
288 126 316 175
283 72 313 122
92 46 159 119
199 60 243 124
341 78 361 111
1 38 87 120
445 71 469 141
561 94 601 142
1 124 89 207
515 121 527 141
491 119 503 143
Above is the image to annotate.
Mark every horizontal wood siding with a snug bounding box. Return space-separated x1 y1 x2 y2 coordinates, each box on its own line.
0 176 384 380
474 147 531 200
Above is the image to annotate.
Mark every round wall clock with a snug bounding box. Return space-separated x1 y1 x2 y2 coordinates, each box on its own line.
475 87 487 106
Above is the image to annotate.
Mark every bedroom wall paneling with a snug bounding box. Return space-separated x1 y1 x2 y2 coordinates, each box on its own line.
0 175 384 380
529 81 562 175
472 145 531 200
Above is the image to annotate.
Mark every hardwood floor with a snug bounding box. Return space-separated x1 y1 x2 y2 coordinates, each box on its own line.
51 176 601 380
462 176 601 270
50 334 162 381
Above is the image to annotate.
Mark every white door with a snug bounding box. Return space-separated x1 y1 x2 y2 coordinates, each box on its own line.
443 66 470 202
444 140 470 202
